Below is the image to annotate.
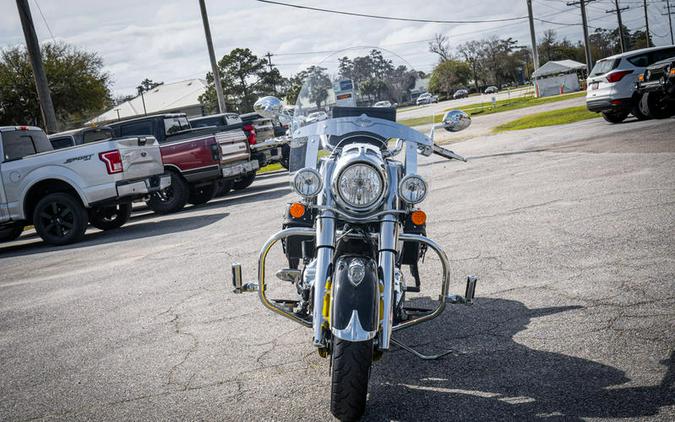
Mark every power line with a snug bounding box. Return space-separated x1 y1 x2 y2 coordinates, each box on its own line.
256 0 530 24
32 0 55 41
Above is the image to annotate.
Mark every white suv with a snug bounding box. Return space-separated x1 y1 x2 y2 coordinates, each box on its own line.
586 45 675 123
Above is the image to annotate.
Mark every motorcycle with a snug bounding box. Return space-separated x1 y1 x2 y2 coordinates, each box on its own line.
233 48 476 421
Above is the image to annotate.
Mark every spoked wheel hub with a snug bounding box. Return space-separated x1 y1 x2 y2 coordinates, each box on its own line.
38 201 75 238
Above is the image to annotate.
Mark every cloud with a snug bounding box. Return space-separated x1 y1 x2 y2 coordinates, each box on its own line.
1 0 672 96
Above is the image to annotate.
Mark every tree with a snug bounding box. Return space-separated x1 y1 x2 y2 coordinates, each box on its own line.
429 33 451 62
0 42 111 128
429 60 471 97
458 40 484 93
199 48 284 113
300 66 331 110
139 78 163 92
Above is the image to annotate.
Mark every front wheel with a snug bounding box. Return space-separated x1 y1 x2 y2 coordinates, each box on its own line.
640 92 673 119
331 338 373 421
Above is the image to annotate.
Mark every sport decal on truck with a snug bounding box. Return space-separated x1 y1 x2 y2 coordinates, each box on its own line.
64 154 93 164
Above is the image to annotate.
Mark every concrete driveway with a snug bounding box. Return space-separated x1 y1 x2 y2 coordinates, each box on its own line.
1 116 673 421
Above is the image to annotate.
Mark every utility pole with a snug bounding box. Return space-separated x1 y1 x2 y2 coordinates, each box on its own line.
198 0 226 113
568 0 595 73
526 0 540 71
136 86 147 115
606 0 629 53
15 0 58 133
665 0 674 45
643 0 651 47
264 52 276 95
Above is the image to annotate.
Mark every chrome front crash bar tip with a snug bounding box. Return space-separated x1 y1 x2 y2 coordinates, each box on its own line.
231 262 258 294
445 275 478 305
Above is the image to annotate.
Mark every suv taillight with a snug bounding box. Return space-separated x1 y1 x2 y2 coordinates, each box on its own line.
243 124 256 145
99 150 123 174
606 70 633 83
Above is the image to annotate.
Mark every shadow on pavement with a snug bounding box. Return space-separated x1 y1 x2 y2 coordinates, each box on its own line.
364 298 674 421
0 212 228 258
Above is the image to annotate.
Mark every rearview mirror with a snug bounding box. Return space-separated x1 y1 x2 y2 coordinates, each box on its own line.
442 110 471 132
254 96 284 119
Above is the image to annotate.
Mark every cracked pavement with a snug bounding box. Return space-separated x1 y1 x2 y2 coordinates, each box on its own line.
1 116 674 421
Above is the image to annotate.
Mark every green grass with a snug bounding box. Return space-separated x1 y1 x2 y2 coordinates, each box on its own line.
398 91 586 127
257 163 283 174
492 105 600 133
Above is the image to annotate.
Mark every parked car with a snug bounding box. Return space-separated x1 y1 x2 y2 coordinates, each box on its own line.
586 45 675 123
0 125 169 245
484 86 499 94
306 111 328 123
416 92 438 105
636 56 675 119
190 112 290 184
49 126 113 150
107 113 254 214
373 100 393 108
453 89 469 99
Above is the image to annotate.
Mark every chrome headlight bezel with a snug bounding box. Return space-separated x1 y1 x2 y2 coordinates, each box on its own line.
398 174 428 204
292 168 323 198
333 161 387 213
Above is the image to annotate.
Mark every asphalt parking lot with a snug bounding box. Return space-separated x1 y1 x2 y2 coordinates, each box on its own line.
1 116 674 421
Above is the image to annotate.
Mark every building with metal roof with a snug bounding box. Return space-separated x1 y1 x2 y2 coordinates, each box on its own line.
88 79 207 124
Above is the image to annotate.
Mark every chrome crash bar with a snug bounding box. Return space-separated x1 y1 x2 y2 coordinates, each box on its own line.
257 229 452 345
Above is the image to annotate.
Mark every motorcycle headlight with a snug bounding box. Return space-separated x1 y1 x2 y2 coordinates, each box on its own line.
398 175 428 204
336 163 384 209
292 168 322 198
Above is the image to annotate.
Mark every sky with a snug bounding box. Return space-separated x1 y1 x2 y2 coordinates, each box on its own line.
0 0 673 96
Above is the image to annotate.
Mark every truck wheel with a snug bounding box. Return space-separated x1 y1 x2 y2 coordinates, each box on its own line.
631 102 649 121
147 172 188 214
0 225 24 243
233 172 256 190
89 203 132 231
602 111 628 124
188 183 217 205
640 92 671 119
215 180 234 197
33 192 88 245
280 145 290 170
330 338 373 422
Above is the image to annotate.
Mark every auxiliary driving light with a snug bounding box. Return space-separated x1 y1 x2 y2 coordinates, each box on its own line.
292 168 323 198
398 175 428 204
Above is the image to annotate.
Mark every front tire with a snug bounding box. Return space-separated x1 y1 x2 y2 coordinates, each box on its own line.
602 111 628 124
89 203 131 231
232 172 256 190
330 338 373 421
146 172 188 214
33 192 88 245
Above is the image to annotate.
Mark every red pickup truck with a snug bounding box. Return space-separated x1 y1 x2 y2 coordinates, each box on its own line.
108 114 256 213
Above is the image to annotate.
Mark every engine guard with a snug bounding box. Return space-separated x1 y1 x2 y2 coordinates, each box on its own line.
257 227 452 334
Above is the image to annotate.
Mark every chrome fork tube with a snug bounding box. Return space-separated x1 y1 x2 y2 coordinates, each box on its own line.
312 160 336 347
378 164 401 350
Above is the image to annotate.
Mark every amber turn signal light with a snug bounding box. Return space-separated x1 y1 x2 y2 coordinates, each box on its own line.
289 202 306 219
410 210 426 226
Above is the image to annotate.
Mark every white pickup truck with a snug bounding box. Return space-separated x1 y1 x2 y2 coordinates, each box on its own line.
0 126 170 245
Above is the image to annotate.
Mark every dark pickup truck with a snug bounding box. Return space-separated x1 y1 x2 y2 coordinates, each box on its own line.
637 57 675 119
190 112 289 190
104 113 255 213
